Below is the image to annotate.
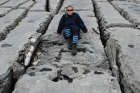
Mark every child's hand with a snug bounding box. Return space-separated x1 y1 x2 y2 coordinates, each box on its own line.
54 31 57 34
87 31 91 33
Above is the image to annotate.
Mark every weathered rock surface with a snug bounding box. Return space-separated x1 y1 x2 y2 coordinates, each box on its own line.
111 1 140 26
0 0 52 92
0 0 34 18
0 0 140 93
13 0 122 92
0 11 51 76
1 0 28 8
137 0 140 3
59 0 94 13
0 9 27 40
0 66 13 93
49 0 63 14
30 0 46 11
93 0 133 29
19 0 35 9
13 65 121 93
0 7 12 17
105 27 140 93
0 0 9 6
0 1 35 41
93 0 140 93
111 0 139 4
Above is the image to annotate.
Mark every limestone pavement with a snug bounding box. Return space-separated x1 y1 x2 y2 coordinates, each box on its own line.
0 0 140 93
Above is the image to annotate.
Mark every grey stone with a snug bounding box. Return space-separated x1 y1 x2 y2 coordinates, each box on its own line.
0 8 33 41
111 1 140 26
41 14 64 41
94 0 108 1
0 9 25 32
49 0 63 14
93 0 133 28
13 65 121 93
12 62 26 81
0 66 13 93
137 0 140 3
1 0 138 92
74 11 95 18
0 10 52 93
0 0 35 17
24 33 42 67
59 0 94 13
0 7 12 17
0 11 51 76
13 2 122 91
105 38 119 80
105 27 140 93
111 0 138 3
0 0 9 6
19 0 35 9
1 0 28 8
96 58 110 70
30 0 46 11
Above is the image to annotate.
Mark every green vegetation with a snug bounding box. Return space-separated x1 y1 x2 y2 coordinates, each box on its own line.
14 19 20 26
32 0 35 2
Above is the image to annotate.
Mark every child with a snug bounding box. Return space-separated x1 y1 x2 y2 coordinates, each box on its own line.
54 5 91 56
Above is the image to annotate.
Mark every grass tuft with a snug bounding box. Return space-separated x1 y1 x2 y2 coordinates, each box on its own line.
14 19 20 26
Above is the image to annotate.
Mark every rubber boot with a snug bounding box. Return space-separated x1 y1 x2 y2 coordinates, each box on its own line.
67 39 72 50
71 43 77 56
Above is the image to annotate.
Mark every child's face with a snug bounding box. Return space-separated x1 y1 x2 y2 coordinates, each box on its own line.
66 7 74 15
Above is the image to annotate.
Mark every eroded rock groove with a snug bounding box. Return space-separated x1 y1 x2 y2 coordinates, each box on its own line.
92 0 140 93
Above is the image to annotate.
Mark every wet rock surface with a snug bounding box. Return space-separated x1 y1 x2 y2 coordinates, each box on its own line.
0 0 140 93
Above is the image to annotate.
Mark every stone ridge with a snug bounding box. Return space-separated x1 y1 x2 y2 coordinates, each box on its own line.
0 0 140 93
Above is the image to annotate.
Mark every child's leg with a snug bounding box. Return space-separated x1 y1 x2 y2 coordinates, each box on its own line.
63 22 72 50
63 22 71 39
72 28 79 44
71 28 79 56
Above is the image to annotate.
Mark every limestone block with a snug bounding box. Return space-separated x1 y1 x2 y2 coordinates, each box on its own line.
0 67 13 93
49 0 63 14
2 0 28 8
59 0 94 13
0 7 12 17
0 0 9 6
0 9 27 40
0 11 51 76
111 1 140 26
93 1 133 28
105 27 140 93
30 0 46 11
13 64 121 93
19 0 35 9
14 12 122 93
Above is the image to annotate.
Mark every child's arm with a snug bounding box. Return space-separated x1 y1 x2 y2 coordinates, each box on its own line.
56 15 64 34
76 13 88 33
